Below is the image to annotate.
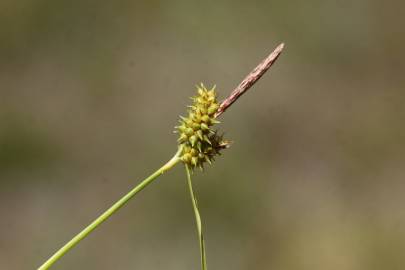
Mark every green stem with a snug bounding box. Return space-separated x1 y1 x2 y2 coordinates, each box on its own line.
186 165 207 270
38 149 182 270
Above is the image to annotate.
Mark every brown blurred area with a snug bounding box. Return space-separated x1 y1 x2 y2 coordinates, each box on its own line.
1 0 405 269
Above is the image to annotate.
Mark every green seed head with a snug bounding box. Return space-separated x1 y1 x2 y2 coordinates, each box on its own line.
176 83 230 170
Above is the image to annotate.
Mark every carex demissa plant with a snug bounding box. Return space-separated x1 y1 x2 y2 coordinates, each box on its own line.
38 43 284 270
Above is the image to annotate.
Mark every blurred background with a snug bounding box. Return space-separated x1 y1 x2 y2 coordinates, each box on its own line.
1 0 404 269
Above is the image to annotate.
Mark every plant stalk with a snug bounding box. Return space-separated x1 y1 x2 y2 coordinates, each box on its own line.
186 165 207 270
38 149 182 270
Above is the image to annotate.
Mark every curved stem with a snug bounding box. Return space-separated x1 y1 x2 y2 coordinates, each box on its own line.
38 149 182 270
186 165 207 270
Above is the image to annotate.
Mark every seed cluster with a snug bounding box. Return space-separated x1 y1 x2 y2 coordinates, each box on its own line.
176 84 230 170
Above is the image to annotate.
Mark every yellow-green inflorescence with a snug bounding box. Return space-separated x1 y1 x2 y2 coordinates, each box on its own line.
176 84 230 170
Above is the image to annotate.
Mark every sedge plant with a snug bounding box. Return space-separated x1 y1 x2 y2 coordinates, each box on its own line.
38 43 284 270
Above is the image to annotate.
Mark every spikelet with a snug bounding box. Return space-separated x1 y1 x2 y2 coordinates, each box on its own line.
176 83 230 170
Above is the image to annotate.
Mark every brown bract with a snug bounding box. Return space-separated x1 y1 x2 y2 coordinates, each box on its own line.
215 43 284 118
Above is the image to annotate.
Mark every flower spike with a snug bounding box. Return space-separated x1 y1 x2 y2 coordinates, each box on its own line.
176 84 230 169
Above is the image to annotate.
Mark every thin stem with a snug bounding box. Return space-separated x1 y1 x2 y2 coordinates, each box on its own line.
38 149 183 270
185 165 207 270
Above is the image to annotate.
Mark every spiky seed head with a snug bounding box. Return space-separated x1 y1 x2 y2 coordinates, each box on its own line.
176 83 230 170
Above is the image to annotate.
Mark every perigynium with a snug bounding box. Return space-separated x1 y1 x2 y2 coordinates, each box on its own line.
177 84 230 170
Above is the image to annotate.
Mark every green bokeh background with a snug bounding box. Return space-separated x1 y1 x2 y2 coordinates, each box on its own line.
1 1 404 269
